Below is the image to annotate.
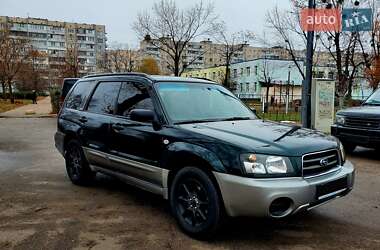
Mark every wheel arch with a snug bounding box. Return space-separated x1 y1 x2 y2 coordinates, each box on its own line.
162 142 226 205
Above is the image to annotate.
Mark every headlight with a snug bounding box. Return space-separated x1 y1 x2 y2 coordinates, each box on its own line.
336 115 345 125
339 141 346 163
241 154 293 176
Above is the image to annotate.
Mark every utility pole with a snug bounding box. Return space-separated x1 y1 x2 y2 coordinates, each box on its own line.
302 0 315 128
286 66 291 114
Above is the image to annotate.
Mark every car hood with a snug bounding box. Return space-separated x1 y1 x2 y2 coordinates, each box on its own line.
337 106 380 118
179 119 338 157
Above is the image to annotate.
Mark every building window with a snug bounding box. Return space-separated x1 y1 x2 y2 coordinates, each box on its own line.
240 83 243 92
246 67 251 76
212 72 216 79
328 71 334 79
254 66 258 75
240 68 244 76
246 83 249 92
254 82 257 92
233 69 237 78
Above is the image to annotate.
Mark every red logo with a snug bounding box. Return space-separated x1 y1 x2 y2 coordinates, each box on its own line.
300 8 342 32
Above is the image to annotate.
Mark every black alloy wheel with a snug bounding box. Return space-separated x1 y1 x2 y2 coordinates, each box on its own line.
65 140 95 185
170 167 223 238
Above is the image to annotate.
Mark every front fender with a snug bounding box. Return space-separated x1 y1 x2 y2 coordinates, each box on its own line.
160 142 226 173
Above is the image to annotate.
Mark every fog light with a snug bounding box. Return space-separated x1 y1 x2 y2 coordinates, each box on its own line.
269 198 293 217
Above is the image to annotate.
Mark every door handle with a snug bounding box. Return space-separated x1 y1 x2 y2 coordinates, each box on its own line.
79 116 88 123
112 123 124 131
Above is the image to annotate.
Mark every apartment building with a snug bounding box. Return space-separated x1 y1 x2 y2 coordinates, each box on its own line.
139 37 260 75
0 16 107 81
181 65 226 83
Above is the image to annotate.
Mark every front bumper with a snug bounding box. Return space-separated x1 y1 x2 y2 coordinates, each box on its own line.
213 161 355 218
331 124 380 147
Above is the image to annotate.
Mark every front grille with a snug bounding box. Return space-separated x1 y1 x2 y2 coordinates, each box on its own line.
302 149 340 177
345 117 380 129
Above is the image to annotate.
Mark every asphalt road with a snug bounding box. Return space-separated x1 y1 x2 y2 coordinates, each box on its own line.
0 118 379 250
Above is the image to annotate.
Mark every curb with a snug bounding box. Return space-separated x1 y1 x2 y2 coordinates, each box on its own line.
0 114 57 119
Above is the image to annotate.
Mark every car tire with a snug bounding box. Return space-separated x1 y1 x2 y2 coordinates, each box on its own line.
343 142 356 153
170 167 223 239
65 140 95 185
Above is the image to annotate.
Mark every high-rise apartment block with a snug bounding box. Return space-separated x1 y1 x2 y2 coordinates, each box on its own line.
0 16 106 79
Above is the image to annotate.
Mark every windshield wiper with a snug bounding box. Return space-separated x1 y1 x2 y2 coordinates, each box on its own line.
274 125 301 142
221 117 252 121
174 119 222 125
363 102 380 106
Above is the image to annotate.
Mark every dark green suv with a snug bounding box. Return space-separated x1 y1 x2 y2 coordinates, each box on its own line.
55 73 355 238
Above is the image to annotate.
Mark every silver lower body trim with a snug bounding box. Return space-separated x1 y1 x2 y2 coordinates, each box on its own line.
82 147 169 199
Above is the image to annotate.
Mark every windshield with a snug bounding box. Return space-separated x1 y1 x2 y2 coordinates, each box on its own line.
157 82 256 124
364 88 380 106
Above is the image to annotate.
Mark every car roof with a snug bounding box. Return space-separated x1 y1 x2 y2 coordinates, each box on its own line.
63 78 79 81
82 73 217 85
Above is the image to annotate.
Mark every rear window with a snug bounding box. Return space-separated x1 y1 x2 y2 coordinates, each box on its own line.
65 81 96 110
61 79 79 98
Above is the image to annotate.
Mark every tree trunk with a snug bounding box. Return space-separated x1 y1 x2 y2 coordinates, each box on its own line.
1 82 6 99
346 79 353 99
224 64 230 89
7 81 14 104
338 95 344 109
174 55 180 76
265 84 270 113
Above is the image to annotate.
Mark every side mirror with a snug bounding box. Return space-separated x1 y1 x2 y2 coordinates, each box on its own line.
130 109 154 123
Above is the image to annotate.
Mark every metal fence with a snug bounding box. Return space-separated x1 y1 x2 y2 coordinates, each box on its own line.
241 94 302 122
241 94 371 123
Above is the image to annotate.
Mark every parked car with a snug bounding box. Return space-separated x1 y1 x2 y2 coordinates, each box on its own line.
55 73 355 238
59 78 79 108
332 87 380 152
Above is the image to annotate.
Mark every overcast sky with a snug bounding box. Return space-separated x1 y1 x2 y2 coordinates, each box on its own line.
0 0 291 47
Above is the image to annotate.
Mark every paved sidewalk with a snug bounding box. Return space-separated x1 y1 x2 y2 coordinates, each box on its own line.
0 96 54 118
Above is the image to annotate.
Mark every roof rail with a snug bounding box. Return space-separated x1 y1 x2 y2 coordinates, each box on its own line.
190 77 214 82
82 72 149 79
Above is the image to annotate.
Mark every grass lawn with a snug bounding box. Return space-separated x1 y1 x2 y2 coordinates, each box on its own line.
258 111 301 123
0 99 32 113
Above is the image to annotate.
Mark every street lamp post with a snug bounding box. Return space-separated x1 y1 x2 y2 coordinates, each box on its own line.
302 0 316 128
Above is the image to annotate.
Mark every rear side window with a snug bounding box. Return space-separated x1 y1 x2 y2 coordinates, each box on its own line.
61 79 78 98
87 82 121 115
116 82 154 117
65 81 96 110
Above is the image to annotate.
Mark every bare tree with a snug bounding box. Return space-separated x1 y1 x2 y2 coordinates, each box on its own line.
61 42 80 78
257 57 277 113
316 0 375 106
266 3 309 80
105 45 138 73
16 49 48 91
133 0 218 76
213 23 254 89
0 28 30 103
268 0 376 107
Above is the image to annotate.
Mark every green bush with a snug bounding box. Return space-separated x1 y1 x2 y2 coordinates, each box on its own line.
49 87 61 114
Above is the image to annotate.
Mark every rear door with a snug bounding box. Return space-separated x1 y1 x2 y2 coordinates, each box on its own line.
81 81 121 167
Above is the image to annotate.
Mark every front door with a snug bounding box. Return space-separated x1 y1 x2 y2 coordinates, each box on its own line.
108 81 165 186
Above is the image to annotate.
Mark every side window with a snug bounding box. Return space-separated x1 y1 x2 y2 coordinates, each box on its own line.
87 82 121 114
116 82 154 117
65 81 96 110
